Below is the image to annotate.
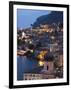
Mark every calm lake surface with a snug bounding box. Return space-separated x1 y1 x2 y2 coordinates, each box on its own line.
17 56 38 80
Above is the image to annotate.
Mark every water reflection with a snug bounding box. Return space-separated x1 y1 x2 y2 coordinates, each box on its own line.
17 56 38 80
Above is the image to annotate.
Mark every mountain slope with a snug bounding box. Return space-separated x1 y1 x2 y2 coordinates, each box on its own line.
32 11 63 28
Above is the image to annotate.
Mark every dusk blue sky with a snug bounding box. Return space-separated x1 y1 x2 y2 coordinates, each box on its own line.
17 9 51 29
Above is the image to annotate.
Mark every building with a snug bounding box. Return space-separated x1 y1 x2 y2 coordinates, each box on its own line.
55 54 63 67
24 73 42 80
41 58 54 78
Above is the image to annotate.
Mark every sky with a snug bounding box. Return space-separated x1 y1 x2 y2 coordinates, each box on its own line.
17 9 51 29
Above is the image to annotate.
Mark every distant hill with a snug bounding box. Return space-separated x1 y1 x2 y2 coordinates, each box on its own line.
32 11 63 28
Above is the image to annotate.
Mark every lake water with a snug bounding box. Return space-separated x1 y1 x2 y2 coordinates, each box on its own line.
17 56 39 80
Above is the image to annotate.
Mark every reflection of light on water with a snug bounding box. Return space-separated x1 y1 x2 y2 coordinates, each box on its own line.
39 61 44 66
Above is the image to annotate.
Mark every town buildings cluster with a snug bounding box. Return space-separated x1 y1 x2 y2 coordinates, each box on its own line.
17 23 63 80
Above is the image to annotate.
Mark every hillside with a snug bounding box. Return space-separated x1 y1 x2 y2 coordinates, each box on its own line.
32 11 63 28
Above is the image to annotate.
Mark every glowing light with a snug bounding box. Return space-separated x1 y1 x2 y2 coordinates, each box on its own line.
30 50 34 53
29 41 32 44
51 36 55 39
22 32 25 37
25 39 27 42
38 54 44 60
39 61 44 66
37 51 47 60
